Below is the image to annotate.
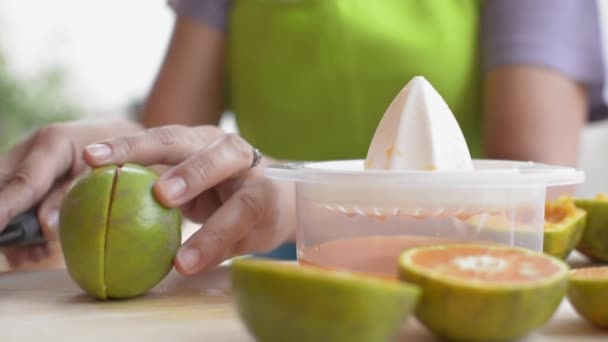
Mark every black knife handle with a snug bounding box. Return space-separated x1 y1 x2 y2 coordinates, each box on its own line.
0 209 45 247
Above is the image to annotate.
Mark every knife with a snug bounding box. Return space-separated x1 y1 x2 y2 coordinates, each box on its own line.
0 209 45 247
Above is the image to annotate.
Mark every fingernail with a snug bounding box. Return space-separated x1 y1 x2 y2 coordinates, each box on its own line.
85 144 112 160
158 177 186 200
177 247 200 273
46 210 60 233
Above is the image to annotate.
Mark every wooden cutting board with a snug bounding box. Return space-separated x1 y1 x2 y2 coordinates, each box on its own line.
1 258 607 342
1 266 251 342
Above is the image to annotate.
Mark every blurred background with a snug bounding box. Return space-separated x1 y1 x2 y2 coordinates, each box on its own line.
0 0 606 197
0 0 166 142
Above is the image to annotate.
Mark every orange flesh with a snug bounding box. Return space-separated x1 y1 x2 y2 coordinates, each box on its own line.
545 199 577 224
571 266 608 279
411 246 562 283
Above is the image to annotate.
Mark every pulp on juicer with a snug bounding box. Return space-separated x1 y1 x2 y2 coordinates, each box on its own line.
365 76 473 171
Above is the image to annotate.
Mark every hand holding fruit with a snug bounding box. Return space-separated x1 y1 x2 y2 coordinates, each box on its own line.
83 125 296 276
0 119 143 267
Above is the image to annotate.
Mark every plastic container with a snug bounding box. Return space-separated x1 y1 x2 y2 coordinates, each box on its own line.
265 159 584 278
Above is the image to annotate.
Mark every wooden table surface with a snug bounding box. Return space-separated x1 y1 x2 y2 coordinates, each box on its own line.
1 254 607 342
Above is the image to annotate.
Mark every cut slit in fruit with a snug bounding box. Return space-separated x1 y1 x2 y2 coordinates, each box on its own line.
101 166 121 299
59 165 117 299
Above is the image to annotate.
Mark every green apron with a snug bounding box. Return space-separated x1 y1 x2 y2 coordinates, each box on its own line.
227 0 483 259
228 0 483 161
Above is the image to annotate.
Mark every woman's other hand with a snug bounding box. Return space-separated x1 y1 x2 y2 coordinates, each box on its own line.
83 125 296 275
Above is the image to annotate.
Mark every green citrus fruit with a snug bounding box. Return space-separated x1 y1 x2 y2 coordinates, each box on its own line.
544 196 587 260
231 258 421 342
574 194 608 261
59 164 182 300
399 244 569 341
568 266 608 328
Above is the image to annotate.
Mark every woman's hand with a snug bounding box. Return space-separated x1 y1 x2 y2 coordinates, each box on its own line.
83 125 296 275
0 119 144 267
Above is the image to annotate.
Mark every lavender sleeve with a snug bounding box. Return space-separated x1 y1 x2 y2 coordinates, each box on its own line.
482 0 603 87
168 0 232 32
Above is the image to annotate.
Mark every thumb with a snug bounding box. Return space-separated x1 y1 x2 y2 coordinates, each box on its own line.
38 180 73 241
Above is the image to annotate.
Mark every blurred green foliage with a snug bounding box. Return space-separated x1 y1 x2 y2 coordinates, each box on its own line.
0 52 79 152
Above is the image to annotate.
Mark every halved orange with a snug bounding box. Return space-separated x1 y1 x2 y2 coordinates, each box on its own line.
568 266 608 329
399 244 569 341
